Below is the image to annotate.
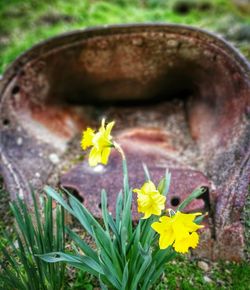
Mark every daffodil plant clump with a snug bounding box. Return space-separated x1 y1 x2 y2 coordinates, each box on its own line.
41 119 206 289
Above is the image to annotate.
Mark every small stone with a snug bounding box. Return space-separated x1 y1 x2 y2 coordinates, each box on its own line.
93 164 105 173
49 153 60 164
16 137 23 145
18 189 24 199
132 37 143 46
203 275 213 283
167 39 178 48
198 261 210 272
35 172 40 178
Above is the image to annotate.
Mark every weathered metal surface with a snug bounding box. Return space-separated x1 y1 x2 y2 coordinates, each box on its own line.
0 24 249 261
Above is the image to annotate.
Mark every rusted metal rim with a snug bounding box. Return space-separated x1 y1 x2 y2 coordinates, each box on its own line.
1 23 249 97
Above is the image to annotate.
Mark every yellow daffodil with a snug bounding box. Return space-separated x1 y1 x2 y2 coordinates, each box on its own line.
81 119 115 167
151 211 204 253
133 181 166 219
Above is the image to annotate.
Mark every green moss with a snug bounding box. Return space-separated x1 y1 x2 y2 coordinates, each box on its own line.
154 255 250 290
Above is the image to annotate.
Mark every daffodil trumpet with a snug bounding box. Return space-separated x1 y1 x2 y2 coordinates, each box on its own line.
133 180 166 219
81 119 115 167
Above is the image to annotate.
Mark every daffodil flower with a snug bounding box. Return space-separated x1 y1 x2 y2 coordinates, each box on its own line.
81 119 115 167
151 211 204 253
133 181 166 219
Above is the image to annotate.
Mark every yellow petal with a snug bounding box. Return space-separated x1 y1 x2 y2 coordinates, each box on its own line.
141 181 157 194
151 221 163 233
159 216 172 223
101 147 111 165
173 232 199 253
174 212 204 235
100 118 106 133
159 230 175 249
137 193 150 207
142 211 151 219
151 193 166 206
151 218 172 233
188 232 199 249
81 128 95 150
105 121 115 137
89 147 101 167
133 188 141 194
151 206 164 216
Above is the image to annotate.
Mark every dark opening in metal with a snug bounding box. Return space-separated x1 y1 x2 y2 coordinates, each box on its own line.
196 186 210 211
98 202 109 210
0 176 5 190
63 186 84 203
11 85 20 95
171 196 181 207
2 119 10 126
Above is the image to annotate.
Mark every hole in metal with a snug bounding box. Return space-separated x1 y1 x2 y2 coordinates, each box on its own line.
0 175 5 191
2 118 10 126
12 85 20 95
196 186 210 210
98 202 109 209
171 196 181 206
64 186 84 203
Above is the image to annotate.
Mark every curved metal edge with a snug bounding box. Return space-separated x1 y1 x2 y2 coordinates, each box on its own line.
0 23 250 102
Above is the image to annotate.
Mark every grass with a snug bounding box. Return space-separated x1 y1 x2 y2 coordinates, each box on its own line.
0 0 249 73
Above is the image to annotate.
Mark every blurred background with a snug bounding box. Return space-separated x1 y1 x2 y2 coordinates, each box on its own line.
0 0 250 74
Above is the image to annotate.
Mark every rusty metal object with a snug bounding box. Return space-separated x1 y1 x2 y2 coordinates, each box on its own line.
0 24 249 261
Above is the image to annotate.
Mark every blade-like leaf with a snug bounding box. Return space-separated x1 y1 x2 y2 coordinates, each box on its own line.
157 169 171 197
65 227 98 261
142 163 151 181
177 187 205 211
101 189 109 232
121 262 129 290
130 254 152 290
44 186 74 215
115 190 123 228
39 252 104 276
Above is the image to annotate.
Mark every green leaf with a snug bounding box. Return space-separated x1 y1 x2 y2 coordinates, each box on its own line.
141 262 156 290
157 169 171 197
68 193 106 238
39 252 104 276
65 227 98 262
101 189 109 232
121 188 133 239
138 242 149 257
121 262 129 290
142 163 151 181
177 187 205 211
130 254 152 290
44 185 74 215
122 159 129 203
151 248 176 284
115 190 123 228
194 213 207 224
126 220 141 255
